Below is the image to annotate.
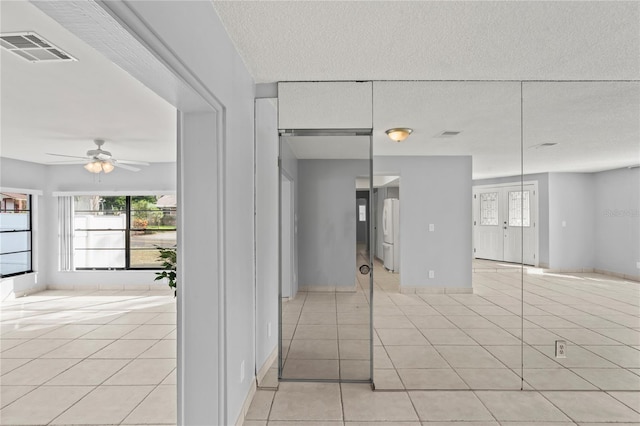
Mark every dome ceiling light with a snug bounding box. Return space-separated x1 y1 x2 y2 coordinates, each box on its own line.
385 128 413 143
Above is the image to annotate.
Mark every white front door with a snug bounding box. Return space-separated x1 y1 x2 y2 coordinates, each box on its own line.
473 183 538 266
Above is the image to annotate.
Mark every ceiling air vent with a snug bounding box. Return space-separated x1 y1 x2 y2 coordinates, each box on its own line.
530 142 559 149
0 32 76 63
436 131 461 138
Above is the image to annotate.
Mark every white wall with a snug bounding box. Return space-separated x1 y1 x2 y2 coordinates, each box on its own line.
255 99 279 372
375 156 473 291
1 158 176 296
476 169 640 277
298 159 369 289
15 0 257 423
178 111 221 425
118 2 257 424
594 167 640 278
548 173 596 271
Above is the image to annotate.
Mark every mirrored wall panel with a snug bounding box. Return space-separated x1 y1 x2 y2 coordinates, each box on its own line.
371 81 525 390
279 130 373 381
521 82 640 391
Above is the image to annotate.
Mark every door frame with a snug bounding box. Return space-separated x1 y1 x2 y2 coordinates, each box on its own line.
473 180 539 266
280 171 295 299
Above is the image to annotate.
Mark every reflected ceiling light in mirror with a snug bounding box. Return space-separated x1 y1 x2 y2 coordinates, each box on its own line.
385 128 413 142
84 160 114 174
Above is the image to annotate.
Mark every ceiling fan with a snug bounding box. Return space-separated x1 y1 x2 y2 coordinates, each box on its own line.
46 139 150 173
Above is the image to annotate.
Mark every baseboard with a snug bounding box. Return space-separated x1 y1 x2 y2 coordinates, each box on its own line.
545 267 595 274
594 268 640 282
46 283 171 291
234 380 257 426
257 346 278 387
1 285 46 301
399 286 473 294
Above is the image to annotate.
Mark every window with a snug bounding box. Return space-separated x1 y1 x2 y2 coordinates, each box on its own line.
0 193 32 277
480 192 498 226
73 195 176 269
508 190 530 227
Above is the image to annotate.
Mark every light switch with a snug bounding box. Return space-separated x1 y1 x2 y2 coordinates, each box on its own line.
429 224 435 232
561 221 567 227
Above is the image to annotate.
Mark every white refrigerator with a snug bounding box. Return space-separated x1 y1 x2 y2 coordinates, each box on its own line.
382 198 400 272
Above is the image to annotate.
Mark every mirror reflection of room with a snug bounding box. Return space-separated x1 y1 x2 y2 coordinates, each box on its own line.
273 80 639 393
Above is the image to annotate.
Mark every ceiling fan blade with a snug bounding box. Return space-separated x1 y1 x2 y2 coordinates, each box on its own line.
112 162 141 172
46 160 88 164
116 159 150 166
46 153 88 160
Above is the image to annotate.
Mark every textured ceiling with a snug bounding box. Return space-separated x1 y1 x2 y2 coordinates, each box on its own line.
2 0 638 175
280 81 640 179
0 0 176 164
373 81 640 179
213 1 640 83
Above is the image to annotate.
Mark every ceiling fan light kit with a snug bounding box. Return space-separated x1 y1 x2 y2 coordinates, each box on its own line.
47 139 149 173
84 160 114 174
386 128 413 142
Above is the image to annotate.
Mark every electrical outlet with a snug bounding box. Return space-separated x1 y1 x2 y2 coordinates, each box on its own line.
555 340 567 358
240 360 245 383
561 220 567 227
636 261 640 269
428 270 435 279
268 322 272 337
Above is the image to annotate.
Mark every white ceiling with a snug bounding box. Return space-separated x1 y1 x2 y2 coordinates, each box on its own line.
0 0 176 164
1 0 638 178
213 1 640 83
282 81 639 179
373 81 640 179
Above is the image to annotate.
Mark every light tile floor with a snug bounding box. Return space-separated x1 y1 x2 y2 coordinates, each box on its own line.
280 254 640 393
3 257 639 425
264 255 640 424
1 289 176 425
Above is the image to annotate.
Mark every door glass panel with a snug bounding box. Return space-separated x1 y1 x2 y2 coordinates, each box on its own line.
480 192 499 225
508 190 530 227
279 130 373 382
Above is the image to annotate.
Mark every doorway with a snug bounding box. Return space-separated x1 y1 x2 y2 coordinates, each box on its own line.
356 190 370 250
473 182 538 265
